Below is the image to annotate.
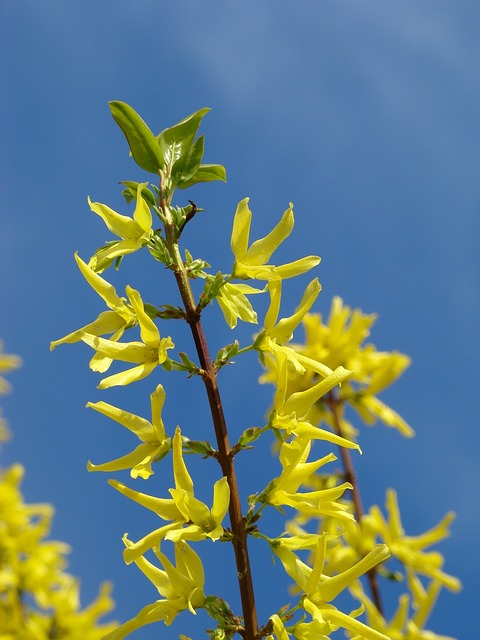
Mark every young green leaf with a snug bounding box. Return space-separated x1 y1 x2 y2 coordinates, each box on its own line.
173 135 205 187
157 108 210 169
120 181 156 206
109 101 164 173
178 163 227 190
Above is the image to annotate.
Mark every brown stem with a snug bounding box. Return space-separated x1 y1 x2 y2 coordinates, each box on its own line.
167 234 258 640
326 392 384 616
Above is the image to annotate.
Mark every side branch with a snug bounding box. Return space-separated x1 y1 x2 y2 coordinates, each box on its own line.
326 392 384 616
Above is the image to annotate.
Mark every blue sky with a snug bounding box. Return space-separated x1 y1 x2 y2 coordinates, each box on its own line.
1 2 478 638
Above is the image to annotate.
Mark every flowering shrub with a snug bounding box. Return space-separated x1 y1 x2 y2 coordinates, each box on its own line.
3 103 460 639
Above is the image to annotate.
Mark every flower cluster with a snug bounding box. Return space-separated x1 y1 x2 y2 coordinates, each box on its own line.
260 296 413 441
0 464 116 639
259 299 461 639
0 348 116 638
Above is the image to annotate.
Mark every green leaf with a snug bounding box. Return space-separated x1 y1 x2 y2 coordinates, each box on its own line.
173 135 205 187
214 340 240 369
157 108 210 168
109 101 164 173
184 439 216 456
238 427 264 447
120 181 156 206
178 163 227 189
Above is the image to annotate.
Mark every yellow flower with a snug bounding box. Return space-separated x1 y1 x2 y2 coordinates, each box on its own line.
88 182 153 272
231 198 320 281
303 598 390 640
369 489 461 592
303 297 412 436
0 464 116 638
272 535 391 640
81 286 174 388
257 280 352 398
261 296 412 440
109 427 229 560
50 253 138 372
104 541 205 639
257 279 327 374
215 281 264 328
352 578 457 640
266 438 353 521
86 384 170 479
269 349 356 451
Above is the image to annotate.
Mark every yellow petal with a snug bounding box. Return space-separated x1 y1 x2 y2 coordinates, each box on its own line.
150 384 167 441
74 252 127 311
50 311 125 350
274 255 321 279
87 443 158 477
88 197 141 239
81 334 147 363
244 204 294 266
172 427 194 494
126 286 160 347
98 361 157 389
86 400 153 441
231 198 251 261
269 278 321 344
133 183 153 231
282 366 351 417
108 479 182 521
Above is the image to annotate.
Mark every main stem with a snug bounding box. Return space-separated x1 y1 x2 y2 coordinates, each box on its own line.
326 392 384 616
165 224 258 640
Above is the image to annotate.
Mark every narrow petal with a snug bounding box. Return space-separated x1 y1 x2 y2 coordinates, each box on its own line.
174 541 205 589
308 602 391 640
50 312 125 350
270 279 321 344
270 614 291 640
318 544 390 602
305 536 327 596
74 252 126 310
244 204 294 265
81 334 147 363
87 443 157 475
122 524 184 564
165 524 207 543
126 286 161 347
264 279 282 333
275 255 321 279
98 362 157 389
108 479 182 521
172 427 194 494
289 419 361 452
150 385 167 441
133 183 153 231
231 198 251 261
271 544 310 592
211 476 230 523
88 197 140 239
282 366 351 417
86 400 153 440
